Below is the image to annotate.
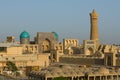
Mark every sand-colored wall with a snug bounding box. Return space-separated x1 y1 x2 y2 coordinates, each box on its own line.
59 57 104 65
7 46 22 55
26 54 50 67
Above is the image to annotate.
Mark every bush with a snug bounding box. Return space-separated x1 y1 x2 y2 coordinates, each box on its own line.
6 61 18 72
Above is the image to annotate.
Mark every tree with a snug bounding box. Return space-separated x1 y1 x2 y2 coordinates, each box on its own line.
6 61 18 72
53 77 68 80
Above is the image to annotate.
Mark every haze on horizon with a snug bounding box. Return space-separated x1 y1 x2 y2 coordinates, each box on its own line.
0 0 120 44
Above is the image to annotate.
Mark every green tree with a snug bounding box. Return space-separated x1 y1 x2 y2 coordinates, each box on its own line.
6 61 18 72
53 77 68 80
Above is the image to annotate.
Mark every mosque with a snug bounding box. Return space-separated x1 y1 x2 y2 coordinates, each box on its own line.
0 10 120 80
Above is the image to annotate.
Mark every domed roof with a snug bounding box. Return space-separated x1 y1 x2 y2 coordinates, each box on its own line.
20 31 30 39
52 32 59 40
97 67 109 74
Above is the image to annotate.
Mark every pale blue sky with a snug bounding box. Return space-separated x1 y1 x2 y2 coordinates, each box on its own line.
0 0 120 44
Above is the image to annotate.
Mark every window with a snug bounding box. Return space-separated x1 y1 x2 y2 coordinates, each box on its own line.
0 47 7 52
66 40 68 43
56 47 58 50
6 58 8 60
87 41 94 44
12 57 15 60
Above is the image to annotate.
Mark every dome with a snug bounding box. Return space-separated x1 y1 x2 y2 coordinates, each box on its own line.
52 32 59 40
20 31 30 39
97 67 109 74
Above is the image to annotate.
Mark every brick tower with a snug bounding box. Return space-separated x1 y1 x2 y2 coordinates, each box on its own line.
90 9 99 45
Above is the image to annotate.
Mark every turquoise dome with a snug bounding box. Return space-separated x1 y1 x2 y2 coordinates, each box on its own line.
52 32 59 40
20 31 30 39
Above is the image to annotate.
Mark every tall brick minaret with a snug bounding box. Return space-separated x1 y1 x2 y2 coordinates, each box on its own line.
90 9 99 45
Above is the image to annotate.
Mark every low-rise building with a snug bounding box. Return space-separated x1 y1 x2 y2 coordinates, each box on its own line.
28 63 120 80
0 43 50 75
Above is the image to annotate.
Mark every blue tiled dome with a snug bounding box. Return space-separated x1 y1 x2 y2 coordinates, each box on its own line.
20 31 30 39
52 32 59 40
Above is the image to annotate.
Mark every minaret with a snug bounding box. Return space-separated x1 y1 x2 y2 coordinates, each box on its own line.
90 9 99 45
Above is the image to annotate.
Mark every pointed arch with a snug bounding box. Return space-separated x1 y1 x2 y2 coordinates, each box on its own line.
42 38 51 53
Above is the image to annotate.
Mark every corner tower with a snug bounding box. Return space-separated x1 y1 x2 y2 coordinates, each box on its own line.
90 9 99 45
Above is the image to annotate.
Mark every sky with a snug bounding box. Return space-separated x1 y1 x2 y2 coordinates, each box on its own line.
0 0 120 44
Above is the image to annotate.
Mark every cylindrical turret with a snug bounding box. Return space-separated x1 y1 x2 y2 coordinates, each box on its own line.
90 9 99 44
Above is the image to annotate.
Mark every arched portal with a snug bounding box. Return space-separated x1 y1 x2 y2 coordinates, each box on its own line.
42 39 51 53
87 47 94 55
107 56 112 66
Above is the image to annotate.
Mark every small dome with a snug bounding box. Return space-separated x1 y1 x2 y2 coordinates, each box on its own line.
97 67 109 74
20 31 30 39
52 32 59 40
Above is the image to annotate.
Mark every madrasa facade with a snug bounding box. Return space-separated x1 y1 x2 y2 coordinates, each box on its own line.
0 10 120 80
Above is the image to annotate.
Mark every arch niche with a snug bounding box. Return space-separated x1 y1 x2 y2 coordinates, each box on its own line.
87 47 94 55
42 38 51 53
